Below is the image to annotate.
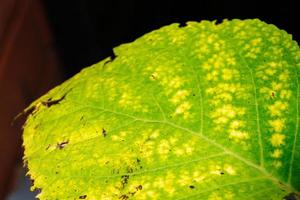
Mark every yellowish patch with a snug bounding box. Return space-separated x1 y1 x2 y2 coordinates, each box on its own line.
167 76 185 89
226 57 236 66
272 160 283 169
178 171 191 186
251 38 262 45
224 164 237 175
174 102 191 119
270 133 286 147
111 135 119 141
222 68 234 80
202 62 211 70
265 68 276 76
153 177 165 189
209 165 222 175
271 149 283 158
193 171 206 182
150 130 160 139
280 90 292 99
208 192 222 200
279 71 289 81
224 191 234 199
174 148 184 156
268 119 285 132
268 101 287 116
157 139 170 157
206 71 219 81
269 61 278 67
271 82 282 90
229 130 249 141
171 90 189 104
164 172 176 196
230 120 245 129
214 105 236 118
118 91 147 111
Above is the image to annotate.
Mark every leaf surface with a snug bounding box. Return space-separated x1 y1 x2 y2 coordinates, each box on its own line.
23 19 300 200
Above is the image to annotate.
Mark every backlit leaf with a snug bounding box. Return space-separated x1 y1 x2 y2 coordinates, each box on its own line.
23 19 300 200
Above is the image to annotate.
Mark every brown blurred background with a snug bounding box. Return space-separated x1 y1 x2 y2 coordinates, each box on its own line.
0 0 61 199
0 0 298 199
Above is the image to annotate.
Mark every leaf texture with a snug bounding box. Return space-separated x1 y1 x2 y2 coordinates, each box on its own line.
23 19 300 200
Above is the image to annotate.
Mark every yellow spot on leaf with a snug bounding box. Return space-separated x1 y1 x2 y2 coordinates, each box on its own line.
230 120 245 129
280 90 292 99
157 139 170 157
268 101 287 116
265 68 276 76
224 164 237 175
174 102 191 119
279 71 289 81
229 130 249 141
193 171 206 182
222 68 234 80
251 38 262 45
168 76 185 89
271 82 282 90
270 133 286 147
150 130 160 139
178 171 191 186
271 149 283 158
208 192 222 200
171 90 189 104
209 165 222 175
268 119 285 132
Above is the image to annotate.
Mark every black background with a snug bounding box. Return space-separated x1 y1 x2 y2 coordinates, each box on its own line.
42 0 299 78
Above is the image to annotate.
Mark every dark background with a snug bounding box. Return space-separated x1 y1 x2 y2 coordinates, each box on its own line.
42 0 299 79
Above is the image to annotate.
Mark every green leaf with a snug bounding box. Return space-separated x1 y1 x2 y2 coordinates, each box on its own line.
23 19 300 200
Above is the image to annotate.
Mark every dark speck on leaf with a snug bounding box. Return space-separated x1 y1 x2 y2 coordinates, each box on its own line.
45 144 51 150
151 74 157 80
220 171 225 175
271 92 276 98
189 185 195 189
119 194 129 200
57 141 69 149
136 185 143 190
121 175 129 188
79 195 87 199
102 128 107 137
